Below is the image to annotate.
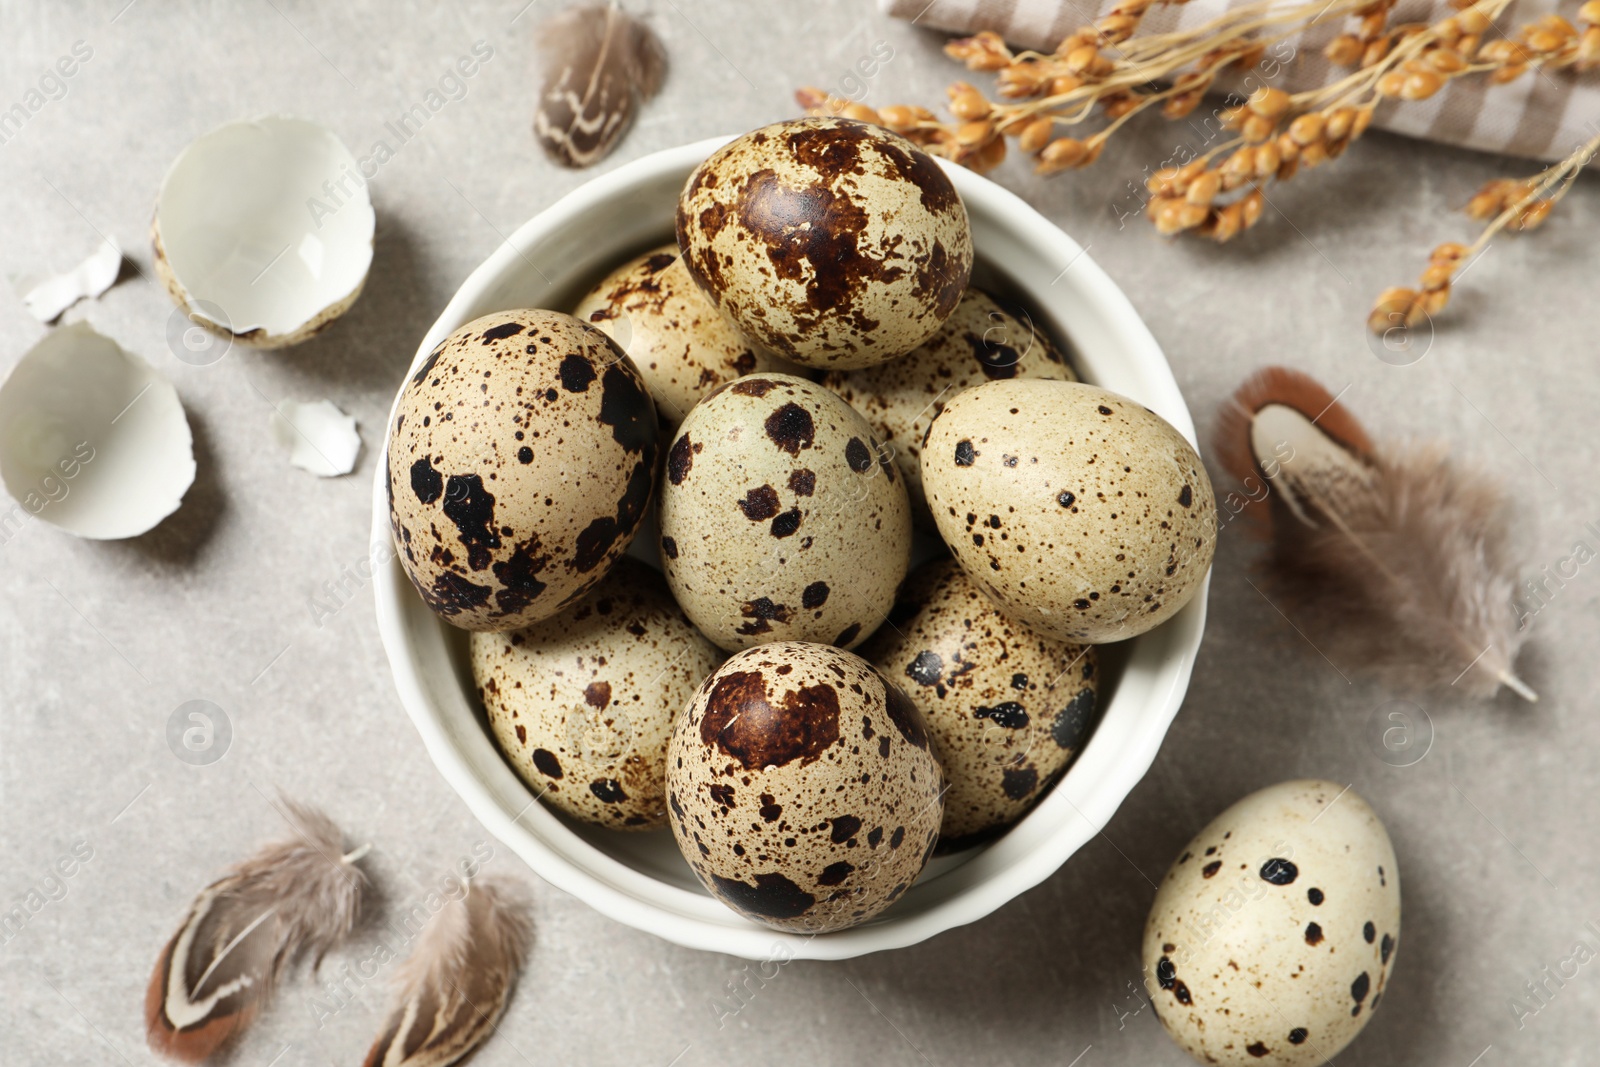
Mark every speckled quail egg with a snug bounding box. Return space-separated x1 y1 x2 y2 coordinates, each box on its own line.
472 558 722 830
822 289 1076 519
658 373 911 652
922 379 1216 644
861 558 1098 848
387 309 659 631
1143 780 1401 1066
572 244 791 427
666 641 944 932
676 117 972 370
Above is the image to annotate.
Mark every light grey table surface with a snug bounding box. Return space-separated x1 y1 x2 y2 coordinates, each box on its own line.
2 2 1596 1064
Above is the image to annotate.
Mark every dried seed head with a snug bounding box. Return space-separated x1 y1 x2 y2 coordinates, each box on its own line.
842 103 881 124
1352 105 1376 137
1427 47 1468 72
1242 112 1277 143
1234 43 1267 69
1065 44 1104 75
1222 149 1256 188
1147 166 1181 195
1300 140 1329 168
971 134 1008 173
1457 8 1491 33
948 82 992 121
1275 131 1301 162
1401 70 1444 99
1579 26 1600 68
997 64 1050 99
1514 199 1553 230
1325 33 1365 64
947 31 1013 71
1489 63 1528 84
1466 190 1503 219
1186 171 1222 205
1359 11 1389 39
1324 107 1356 141
1430 242 1470 263
1098 13 1142 42
1288 112 1325 146
955 119 996 146
1102 92 1142 119
1582 0 1600 24
1420 286 1450 315
1036 136 1088 173
1363 37 1393 65
1525 28 1566 53
1420 263 1455 290
1210 202 1244 242
1163 91 1204 119
1240 190 1265 228
877 105 920 132
1253 141 1281 178
1378 70 1408 96
1049 74 1086 96
1019 117 1055 154
1247 86 1291 118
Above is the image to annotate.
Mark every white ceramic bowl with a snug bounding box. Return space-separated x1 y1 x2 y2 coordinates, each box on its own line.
371 136 1208 960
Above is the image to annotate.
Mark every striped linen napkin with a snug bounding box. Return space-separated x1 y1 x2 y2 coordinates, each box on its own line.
882 0 1597 160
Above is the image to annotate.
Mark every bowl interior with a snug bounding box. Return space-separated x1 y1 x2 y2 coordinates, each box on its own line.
372 137 1207 960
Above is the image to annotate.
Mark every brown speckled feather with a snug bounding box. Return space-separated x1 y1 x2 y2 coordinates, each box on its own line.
534 3 666 168
1216 366 1535 701
362 880 533 1067
145 801 368 1063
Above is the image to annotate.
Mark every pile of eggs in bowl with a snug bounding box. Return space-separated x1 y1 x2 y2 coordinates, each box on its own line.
386 117 1217 935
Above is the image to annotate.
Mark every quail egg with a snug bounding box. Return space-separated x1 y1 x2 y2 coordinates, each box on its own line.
922 379 1216 644
658 373 911 651
676 117 972 370
387 309 658 631
572 244 789 427
1143 780 1401 1066
822 289 1076 519
666 641 944 932
472 558 722 830
862 558 1099 846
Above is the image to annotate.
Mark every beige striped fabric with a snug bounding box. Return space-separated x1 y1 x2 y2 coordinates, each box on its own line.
883 0 1599 160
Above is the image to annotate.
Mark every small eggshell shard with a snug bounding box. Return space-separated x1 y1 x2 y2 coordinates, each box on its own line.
270 398 361 477
571 244 787 427
861 559 1098 847
676 117 973 370
472 558 722 831
152 117 374 349
922 379 1216 644
12 236 123 323
387 309 659 632
666 641 944 932
823 289 1076 519
1143 780 1401 1066
657 373 912 652
0 322 194 539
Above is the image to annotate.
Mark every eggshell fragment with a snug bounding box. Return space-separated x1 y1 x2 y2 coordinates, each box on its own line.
666 641 944 932
152 117 374 349
822 289 1076 519
571 244 788 427
473 558 723 831
657 373 912 652
270 398 361 477
1143 780 1400 1066
922 379 1216 644
12 237 123 323
0 323 194 539
861 559 1099 846
676 117 972 369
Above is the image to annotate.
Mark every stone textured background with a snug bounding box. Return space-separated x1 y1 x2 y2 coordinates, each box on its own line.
2 2 1596 1064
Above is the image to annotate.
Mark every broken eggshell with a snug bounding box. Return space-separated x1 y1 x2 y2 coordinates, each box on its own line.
0 323 195 538
270 398 361 477
12 236 123 323
152 116 374 349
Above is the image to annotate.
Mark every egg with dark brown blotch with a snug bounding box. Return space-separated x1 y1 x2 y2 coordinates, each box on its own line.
666 641 944 933
862 559 1098 847
922 379 1216 644
676 117 973 370
658 373 911 652
386 309 659 631
572 244 790 427
472 558 722 830
822 289 1077 519
1143 780 1401 1066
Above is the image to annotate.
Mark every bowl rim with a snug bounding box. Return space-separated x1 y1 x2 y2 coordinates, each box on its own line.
371 134 1208 960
